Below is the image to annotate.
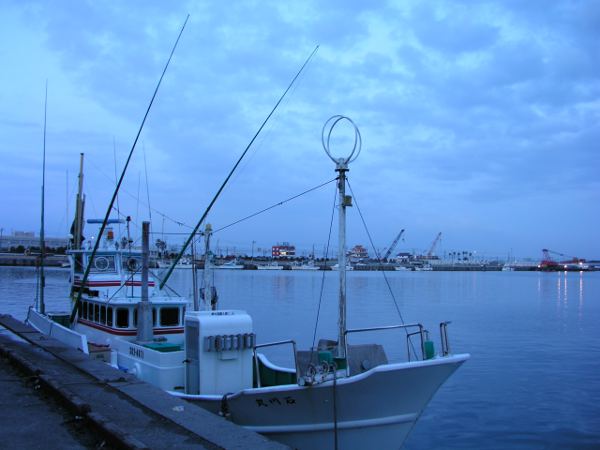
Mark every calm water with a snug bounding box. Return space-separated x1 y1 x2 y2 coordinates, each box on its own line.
1 266 599 449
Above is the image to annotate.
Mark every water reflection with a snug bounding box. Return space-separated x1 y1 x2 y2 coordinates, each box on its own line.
537 271 588 327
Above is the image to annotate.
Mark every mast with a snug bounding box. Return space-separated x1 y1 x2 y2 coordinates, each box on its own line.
137 221 153 342
39 81 48 314
336 162 349 358
74 153 85 250
322 115 361 360
202 224 214 310
191 234 199 311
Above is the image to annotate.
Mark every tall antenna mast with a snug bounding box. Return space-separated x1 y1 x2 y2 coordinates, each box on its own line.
322 115 361 360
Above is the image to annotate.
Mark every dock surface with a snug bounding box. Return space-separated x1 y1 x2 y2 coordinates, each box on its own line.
0 314 288 450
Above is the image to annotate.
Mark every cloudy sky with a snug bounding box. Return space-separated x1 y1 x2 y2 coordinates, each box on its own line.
1 0 598 260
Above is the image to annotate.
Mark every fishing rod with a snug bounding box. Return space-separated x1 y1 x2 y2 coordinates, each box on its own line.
69 14 190 323
160 44 320 289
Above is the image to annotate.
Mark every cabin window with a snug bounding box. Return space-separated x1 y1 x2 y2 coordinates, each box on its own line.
152 308 157 326
116 308 129 328
100 306 106 325
160 307 179 327
133 309 137 327
81 301 87 320
122 256 142 272
94 304 100 323
87 302 92 320
88 255 116 273
107 307 113 327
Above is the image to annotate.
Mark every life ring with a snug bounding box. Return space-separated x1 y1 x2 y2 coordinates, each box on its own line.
94 256 109 271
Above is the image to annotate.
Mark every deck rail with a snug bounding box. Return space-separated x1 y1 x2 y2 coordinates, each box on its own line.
253 339 299 388
344 323 426 371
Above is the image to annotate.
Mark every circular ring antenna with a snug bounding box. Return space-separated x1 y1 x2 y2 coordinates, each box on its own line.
322 115 362 165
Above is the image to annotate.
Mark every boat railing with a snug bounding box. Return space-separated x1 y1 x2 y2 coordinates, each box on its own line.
253 339 299 388
344 323 427 367
345 323 428 361
440 321 452 356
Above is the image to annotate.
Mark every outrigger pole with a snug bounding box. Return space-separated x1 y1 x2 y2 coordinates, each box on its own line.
69 15 190 323
160 45 320 289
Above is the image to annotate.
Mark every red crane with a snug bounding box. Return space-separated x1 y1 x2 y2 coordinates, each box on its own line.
540 249 584 270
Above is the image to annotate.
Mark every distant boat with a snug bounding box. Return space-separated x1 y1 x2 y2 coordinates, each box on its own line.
291 260 320 271
332 263 353 271
394 265 411 271
157 256 193 269
214 259 244 270
257 262 284 270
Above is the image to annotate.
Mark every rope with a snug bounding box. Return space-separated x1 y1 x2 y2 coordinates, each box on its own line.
309 183 338 364
212 178 338 234
346 179 406 324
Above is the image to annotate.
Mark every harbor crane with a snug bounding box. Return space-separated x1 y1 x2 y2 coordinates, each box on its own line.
541 248 584 269
383 229 405 260
427 232 442 257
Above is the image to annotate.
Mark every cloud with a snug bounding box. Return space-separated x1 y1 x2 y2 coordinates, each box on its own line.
0 0 599 257
410 3 500 54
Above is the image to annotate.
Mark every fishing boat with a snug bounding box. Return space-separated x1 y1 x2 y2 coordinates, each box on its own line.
27 154 189 372
163 116 470 449
257 262 284 270
291 259 320 271
157 256 194 269
332 263 354 271
214 259 244 270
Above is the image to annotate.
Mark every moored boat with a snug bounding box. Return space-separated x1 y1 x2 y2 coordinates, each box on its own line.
164 116 469 448
291 260 320 270
257 262 284 270
214 259 244 269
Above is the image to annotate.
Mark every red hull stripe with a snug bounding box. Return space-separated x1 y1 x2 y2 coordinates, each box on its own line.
73 281 155 287
78 319 183 336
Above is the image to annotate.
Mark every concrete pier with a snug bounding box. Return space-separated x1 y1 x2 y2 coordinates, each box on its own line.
0 314 288 450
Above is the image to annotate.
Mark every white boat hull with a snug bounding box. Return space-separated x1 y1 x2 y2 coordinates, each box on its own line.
176 354 468 449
